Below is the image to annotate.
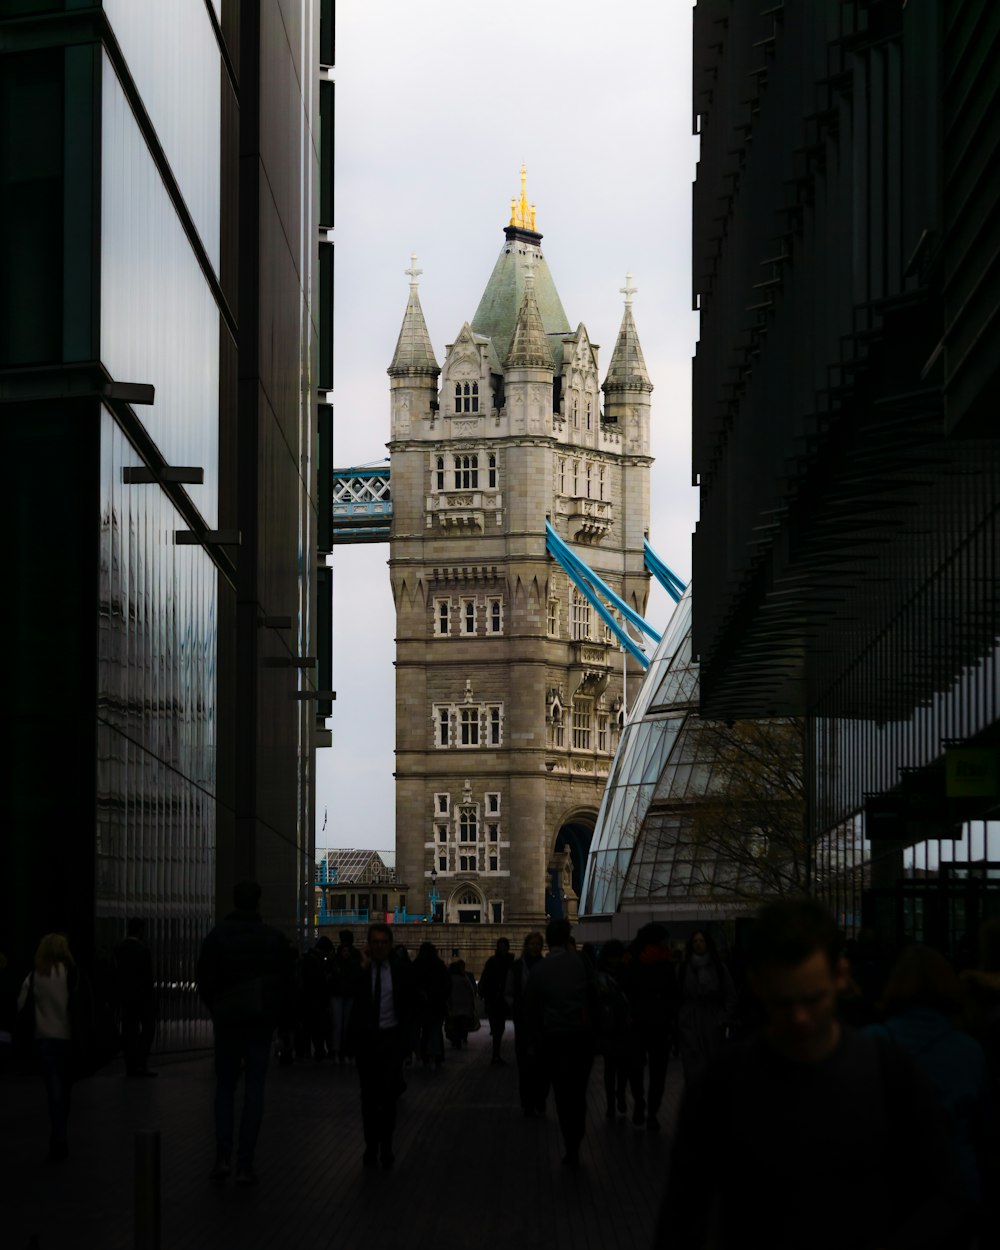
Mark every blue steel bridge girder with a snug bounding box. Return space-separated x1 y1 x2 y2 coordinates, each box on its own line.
331 465 392 544
545 520 663 669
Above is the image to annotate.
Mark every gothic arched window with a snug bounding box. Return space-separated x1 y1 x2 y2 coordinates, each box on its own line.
455 381 479 413
453 454 479 489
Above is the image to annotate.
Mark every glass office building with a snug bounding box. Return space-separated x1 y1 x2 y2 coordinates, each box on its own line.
579 589 803 942
689 1 999 952
1 1 332 1047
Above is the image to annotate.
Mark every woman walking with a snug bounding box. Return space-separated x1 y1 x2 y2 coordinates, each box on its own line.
18 933 79 1161
676 930 736 1086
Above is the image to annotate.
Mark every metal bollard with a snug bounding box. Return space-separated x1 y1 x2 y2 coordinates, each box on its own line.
134 1128 161 1250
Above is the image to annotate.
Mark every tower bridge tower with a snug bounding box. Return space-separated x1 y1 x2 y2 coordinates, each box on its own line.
388 173 653 926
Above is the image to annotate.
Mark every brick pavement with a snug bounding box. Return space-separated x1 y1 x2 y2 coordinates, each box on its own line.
2 1026 682 1250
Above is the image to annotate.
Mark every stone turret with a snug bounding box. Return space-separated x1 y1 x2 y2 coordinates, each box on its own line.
602 274 652 456
388 254 439 440
504 265 553 440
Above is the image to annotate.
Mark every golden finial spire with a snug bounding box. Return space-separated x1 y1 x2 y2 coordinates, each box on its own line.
509 163 537 230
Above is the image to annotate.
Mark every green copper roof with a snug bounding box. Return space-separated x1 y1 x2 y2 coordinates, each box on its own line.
505 275 553 369
472 227 571 370
603 303 652 394
388 274 439 377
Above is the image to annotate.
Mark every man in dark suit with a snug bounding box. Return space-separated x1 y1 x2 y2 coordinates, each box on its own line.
350 922 416 1169
196 881 291 1185
113 917 157 1077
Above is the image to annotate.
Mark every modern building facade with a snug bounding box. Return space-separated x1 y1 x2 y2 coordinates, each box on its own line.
388 175 653 927
691 1 999 947
579 587 805 945
1 0 332 1045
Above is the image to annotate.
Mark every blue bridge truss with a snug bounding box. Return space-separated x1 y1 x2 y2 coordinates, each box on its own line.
331 464 392 543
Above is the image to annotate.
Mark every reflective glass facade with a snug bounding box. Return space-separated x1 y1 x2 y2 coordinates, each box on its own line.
101 49 220 527
690 1 1000 950
96 410 217 1047
1 3 325 1050
103 0 221 272
581 590 798 929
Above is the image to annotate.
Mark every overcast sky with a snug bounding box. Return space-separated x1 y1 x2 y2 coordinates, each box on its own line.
317 0 699 854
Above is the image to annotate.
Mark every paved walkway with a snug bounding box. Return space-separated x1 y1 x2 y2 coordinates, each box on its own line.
2 1027 681 1250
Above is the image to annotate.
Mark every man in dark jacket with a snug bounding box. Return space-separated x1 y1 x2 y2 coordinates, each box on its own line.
113 917 157 1077
521 919 597 1166
505 931 548 1115
329 929 362 1060
197 881 290 1185
350 922 417 1169
618 922 678 1131
655 899 966 1250
478 937 514 1064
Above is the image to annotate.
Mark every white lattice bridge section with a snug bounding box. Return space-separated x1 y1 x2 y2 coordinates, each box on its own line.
332 465 392 543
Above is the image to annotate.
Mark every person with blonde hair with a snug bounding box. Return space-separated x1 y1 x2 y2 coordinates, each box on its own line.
17 933 78 1160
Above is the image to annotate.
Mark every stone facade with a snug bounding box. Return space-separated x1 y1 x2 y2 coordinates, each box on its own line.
388 194 653 928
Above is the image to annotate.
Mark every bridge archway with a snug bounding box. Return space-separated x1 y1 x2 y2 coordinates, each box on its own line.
447 882 486 925
546 810 597 919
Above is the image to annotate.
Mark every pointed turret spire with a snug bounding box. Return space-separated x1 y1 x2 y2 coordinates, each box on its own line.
388 254 440 377
505 262 552 369
603 273 652 394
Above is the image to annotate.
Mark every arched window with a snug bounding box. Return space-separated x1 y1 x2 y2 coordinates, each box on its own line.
436 456 445 491
488 453 497 488
455 382 480 413
453 454 479 489
550 702 565 749
459 808 478 842
571 588 591 640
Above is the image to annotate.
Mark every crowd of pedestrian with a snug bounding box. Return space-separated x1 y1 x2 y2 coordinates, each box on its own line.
5 890 999 1248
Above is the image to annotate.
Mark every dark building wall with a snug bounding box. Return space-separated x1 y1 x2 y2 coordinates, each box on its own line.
232 1 319 936
1 0 322 1043
691 1 999 929
5 408 99 963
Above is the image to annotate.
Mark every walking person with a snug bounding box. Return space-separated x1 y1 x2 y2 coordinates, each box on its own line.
655 898 968 1249
521 919 598 1166
478 937 514 1064
866 945 990 1227
594 939 632 1118
676 929 737 1086
350 923 417 1168
300 935 334 1060
196 881 290 1185
17 933 81 1161
329 929 362 1062
113 917 157 1077
619 922 678 1131
412 941 449 1067
445 958 477 1048
506 931 548 1115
